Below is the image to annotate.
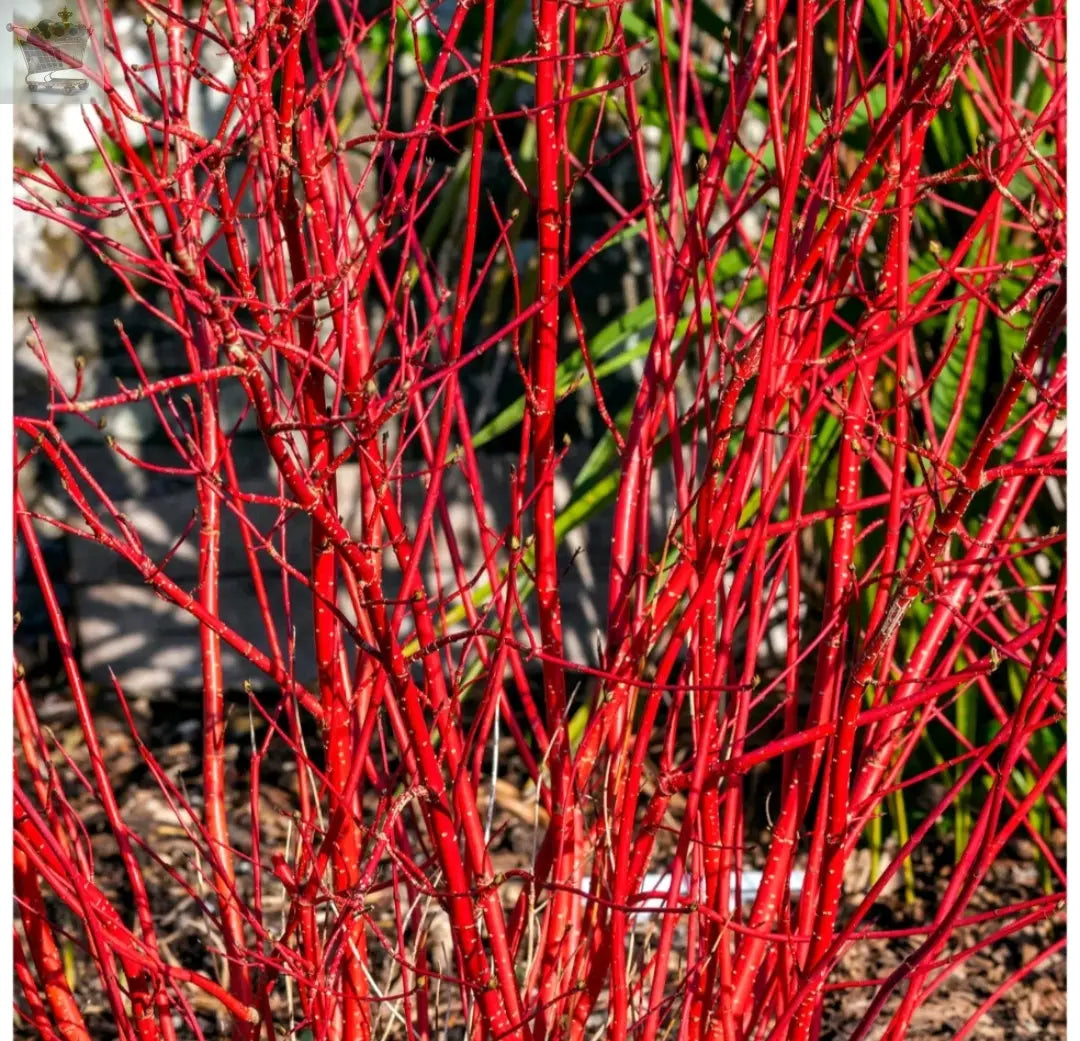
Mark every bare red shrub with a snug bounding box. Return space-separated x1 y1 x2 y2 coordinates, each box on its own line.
13 0 1064 1038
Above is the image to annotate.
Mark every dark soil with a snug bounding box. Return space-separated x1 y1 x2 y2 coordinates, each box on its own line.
14 687 1065 1040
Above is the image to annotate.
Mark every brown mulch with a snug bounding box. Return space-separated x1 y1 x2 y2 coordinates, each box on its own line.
15 688 1066 1040
819 841 1065 1041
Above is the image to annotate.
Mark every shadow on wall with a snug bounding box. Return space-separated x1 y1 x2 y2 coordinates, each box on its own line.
16 297 664 696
